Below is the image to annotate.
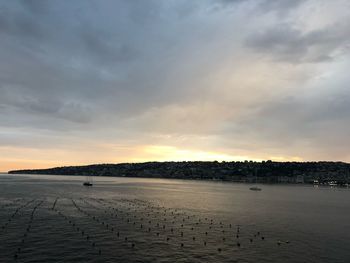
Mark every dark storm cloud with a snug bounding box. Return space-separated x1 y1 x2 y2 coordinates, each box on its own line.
245 23 350 63
0 4 45 40
216 0 304 13
1 0 350 166
20 0 48 14
79 26 137 64
0 0 144 126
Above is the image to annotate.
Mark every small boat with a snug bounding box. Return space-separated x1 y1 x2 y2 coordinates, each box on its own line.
250 186 261 191
83 175 93 186
250 167 262 191
328 181 337 187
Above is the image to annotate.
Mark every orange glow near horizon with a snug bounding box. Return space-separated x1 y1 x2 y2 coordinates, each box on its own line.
1 1 349 175
0 144 306 172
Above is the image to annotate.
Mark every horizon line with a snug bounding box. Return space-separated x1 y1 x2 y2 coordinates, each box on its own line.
7 159 350 173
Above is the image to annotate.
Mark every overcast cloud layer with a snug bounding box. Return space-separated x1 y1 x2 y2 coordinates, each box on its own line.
1 0 350 171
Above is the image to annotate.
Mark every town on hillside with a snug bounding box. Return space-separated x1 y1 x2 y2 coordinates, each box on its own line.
8 161 350 186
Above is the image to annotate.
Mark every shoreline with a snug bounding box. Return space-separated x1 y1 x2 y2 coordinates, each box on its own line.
4 172 350 188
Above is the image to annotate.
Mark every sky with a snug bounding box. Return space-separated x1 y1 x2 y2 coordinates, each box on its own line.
1 0 350 171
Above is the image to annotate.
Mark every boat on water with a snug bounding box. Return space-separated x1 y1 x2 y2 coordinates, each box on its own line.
83 175 93 186
328 181 337 186
250 167 262 191
250 186 262 191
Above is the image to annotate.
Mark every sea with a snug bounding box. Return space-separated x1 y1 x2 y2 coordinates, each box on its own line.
0 173 349 262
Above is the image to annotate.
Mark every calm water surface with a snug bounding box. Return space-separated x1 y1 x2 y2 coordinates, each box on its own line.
0 173 349 262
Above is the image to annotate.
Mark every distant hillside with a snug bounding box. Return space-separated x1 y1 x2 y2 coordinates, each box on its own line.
8 161 350 185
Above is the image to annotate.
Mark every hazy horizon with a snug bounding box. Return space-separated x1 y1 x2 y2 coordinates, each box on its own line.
1 0 350 171
5 159 350 174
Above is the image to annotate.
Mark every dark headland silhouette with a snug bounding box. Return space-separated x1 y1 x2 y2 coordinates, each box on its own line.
8 161 350 186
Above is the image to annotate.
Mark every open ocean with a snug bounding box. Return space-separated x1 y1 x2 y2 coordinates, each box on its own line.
0 173 349 263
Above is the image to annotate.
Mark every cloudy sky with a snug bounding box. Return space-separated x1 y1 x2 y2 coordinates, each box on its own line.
1 0 350 171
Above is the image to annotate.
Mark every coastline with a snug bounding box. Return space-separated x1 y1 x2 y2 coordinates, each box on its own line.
4 172 349 188
7 160 350 187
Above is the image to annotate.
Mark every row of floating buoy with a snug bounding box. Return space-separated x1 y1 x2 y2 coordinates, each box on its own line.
128 200 289 247
91 199 201 232
78 199 250 250
84 199 197 247
1 195 292 262
84 199 188 238
0 198 22 210
95 199 237 237
92 200 209 230
14 200 43 260
93 198 187 219
53 204 103 255
74 197 290 252
51 197 59 210
90 197 241 242
1 199 35 232
71 199 137 249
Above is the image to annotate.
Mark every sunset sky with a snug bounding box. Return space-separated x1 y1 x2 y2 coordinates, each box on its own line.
1 0 350 171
